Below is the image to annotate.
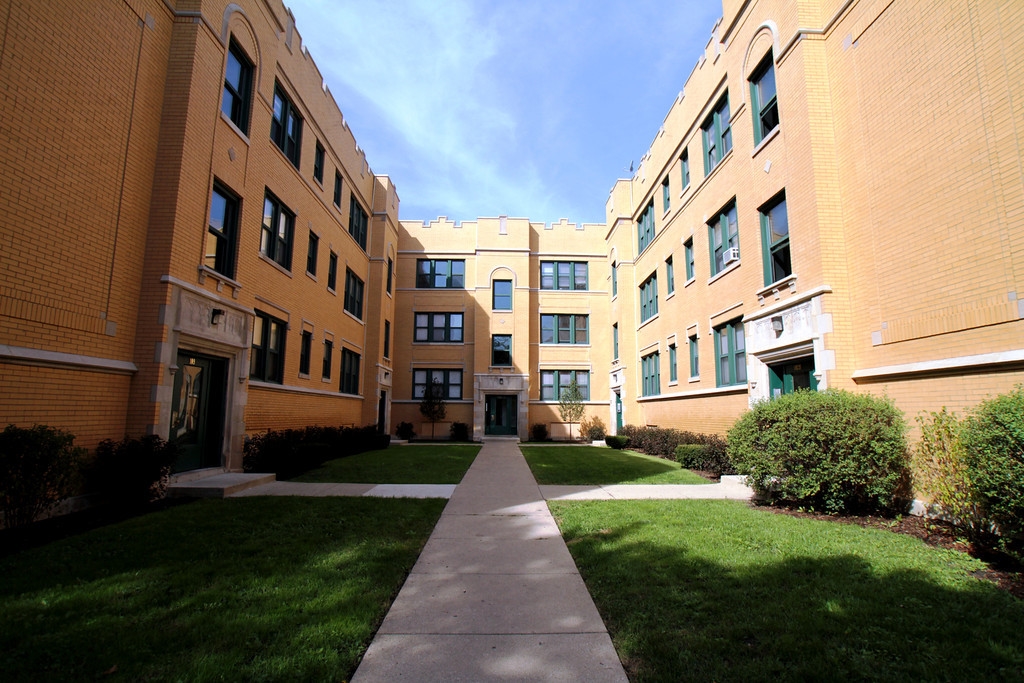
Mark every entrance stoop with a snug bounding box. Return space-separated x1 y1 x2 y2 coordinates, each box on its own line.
167 472 275 499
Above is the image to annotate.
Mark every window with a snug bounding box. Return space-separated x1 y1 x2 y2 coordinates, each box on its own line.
333 171 342 207
416 259 465 288
669 343 678 382
708 201 739 276
611 262 617 297
383 320 391 359
322 339 333 379
702 94 732 173
344 269 364 319
640 273 658 322
493 280 512 310
715 319 747 387
386 257 394 294
684 239 695 280
492 335 512 366
349 196 368 251
270 83 302 168
299 330 312 376
327 251 338 291
540 370 589 401
750 53 779 144
641 352 660 397
666 256 675 294
662 176 671 213
222 40 252 134
637 201 655 253
760 192 791 286
541 314 589 345
340 348 360 395
206 182 239 278
306 231 319 276
414 312 463 343
261 190 294 269
681 149 690 189
689 334 699 378
413 369 463 400
540 261 588 290
613 324 619 360
313 142 325 184
250 311 286 383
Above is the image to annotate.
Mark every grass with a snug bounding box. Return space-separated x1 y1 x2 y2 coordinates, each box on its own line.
0 496 445 682
550 499 1024 682
521 445 711 485
294 444 481 483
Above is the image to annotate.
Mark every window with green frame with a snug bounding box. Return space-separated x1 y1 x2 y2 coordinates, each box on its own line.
349 196 368 251
493 280 512 310
207 182 239 279
299 329 312 376
416 259 465 288
640 273 658 322
669 343 678 382
613 324 619 360
701 94 732 174
492 335 512 366
250 310 286 383
665 256 675 294
270 82 302 168
750 53 779 144
708 201 739 276
684 239 694 281
688 334 699 378
540 370 589 401
313 141 325 184
681 149 690 188
383 320 391 359
760 191 791 286
637 201 655 253
641 352 660 397
222 40 253 134
540 261 588 290
260 189 294 270
661 176 671 213
322 339 333 379
414 312 463 343
340 348 360 395
413 369 463 400
714 319 747 387
327 251 337 290
540 314 588 344
611 262 618 297
344 269 364 319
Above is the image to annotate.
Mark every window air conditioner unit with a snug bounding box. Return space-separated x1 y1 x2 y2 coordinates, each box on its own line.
723 247 740 265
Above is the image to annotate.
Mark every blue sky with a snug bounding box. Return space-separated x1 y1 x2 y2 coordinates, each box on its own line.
286 1 723 225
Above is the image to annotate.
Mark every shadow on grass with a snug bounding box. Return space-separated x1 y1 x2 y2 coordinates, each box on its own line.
1 497 445 682
294 444 481 484
554 501 1024 682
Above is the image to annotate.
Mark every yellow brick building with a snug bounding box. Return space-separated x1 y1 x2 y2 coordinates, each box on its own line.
1 0 1022 479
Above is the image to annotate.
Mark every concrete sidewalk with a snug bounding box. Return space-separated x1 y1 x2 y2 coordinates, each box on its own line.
351 439 628 682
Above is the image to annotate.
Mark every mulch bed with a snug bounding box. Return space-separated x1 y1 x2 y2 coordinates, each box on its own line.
758 505 1024 600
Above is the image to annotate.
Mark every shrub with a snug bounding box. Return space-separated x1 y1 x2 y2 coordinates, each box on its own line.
674 444 707 468
580 415 607 441
605 435 630 449
673 435 735 476
728 390 911 515
450 421 470 442
617 425 734 473
92 435 178 509
0 424 84 528
960 386 1024 546
530 423 549 442
396 422 416 440
244 425 389 479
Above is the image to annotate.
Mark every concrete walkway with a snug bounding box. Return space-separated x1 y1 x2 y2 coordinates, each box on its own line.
351 439 629 682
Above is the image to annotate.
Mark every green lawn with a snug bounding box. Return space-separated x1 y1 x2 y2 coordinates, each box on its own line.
0 497 445 682
550 499 1024 682
294 444 481 483
521 445 711 485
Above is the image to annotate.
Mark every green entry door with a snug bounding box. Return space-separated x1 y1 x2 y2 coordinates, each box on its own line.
170 352 227 472
615 391 623 431
485 394 517 435
768 356 817 399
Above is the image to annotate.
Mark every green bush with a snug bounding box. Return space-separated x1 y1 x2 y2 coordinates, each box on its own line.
581 415 607 441
92 435 178 510
244 426 389 479
674 444 707 467
673 435 735 476
617 425 735 474
0 424 84 528
530 423 549 442
395 422 415 440
449 422 470 442
605 435 629 449
960 386 1024 545
728 390 911 515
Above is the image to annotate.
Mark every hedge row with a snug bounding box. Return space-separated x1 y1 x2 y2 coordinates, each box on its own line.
243 425 390 479
616 425 735 476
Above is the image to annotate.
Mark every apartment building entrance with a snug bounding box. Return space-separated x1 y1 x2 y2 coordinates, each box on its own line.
170 352 227 472
484 394 517 435
768 356 817 398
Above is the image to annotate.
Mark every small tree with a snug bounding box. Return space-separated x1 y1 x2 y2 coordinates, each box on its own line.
558 378 586 441
419 378 447 440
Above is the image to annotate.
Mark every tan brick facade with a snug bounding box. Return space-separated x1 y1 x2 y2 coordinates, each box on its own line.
1 0 1021 478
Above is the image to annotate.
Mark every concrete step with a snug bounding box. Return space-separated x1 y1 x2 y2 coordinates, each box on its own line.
167 472 275 499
